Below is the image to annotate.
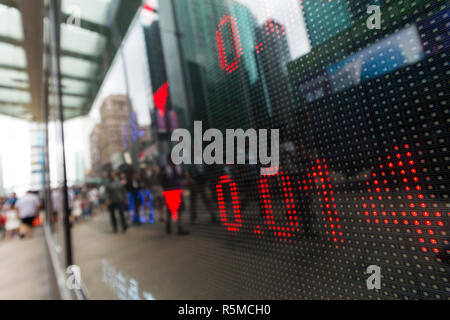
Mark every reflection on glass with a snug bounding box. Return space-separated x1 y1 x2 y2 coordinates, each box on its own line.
44 0 450 300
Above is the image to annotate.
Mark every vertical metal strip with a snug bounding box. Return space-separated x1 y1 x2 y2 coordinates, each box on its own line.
49 0 73 267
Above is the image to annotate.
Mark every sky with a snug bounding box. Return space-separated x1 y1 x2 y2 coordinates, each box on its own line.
0 114 31 196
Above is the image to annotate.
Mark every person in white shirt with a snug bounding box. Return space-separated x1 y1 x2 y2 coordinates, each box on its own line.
4 203 20 239
16 191 40 238
88 187 99 216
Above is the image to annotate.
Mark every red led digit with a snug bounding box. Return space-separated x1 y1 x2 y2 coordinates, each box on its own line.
362 144 447 258
257 169 299 240
255 42 264 54
304 159 343 243
263 19 286 38
216 15 243 74
216 175 242 232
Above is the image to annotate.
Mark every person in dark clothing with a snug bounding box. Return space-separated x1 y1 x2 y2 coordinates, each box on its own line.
187 163 217 224
149 165 165 222
138 167 155 223
160 156 188 235
7 193 18 206
105 170 128 233
126 170 142 225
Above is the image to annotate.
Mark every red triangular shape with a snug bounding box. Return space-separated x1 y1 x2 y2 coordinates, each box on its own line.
153 82 169 116
163 189 182 221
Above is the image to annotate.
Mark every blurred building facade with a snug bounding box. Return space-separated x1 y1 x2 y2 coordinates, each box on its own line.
90 95 151 177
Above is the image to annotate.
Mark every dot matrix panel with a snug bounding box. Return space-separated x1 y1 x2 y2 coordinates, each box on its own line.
169 0 449 299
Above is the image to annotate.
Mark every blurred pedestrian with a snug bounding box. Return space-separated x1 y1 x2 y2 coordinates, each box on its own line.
160 156 188 235
139 167 155 223
88 186 100 216
71 194 83 224
51 188 61 226
150 165 164 222
16 190 40 238
186 162 217 224
80 186 89 217
0 203 5 239
6 192 17 206
105 170 128 233
126 170 143 225
98 184 107 212
4 203 20 239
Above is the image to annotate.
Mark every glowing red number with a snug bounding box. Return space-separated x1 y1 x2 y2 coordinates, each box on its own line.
263 19 286 38
362 144 446 258
216 175 242 232
216 15 243 74
302 159 343 243
257 170 299 239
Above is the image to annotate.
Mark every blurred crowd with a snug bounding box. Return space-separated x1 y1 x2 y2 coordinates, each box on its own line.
0 160 258 240
60 159 232 236
0 191 42 240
